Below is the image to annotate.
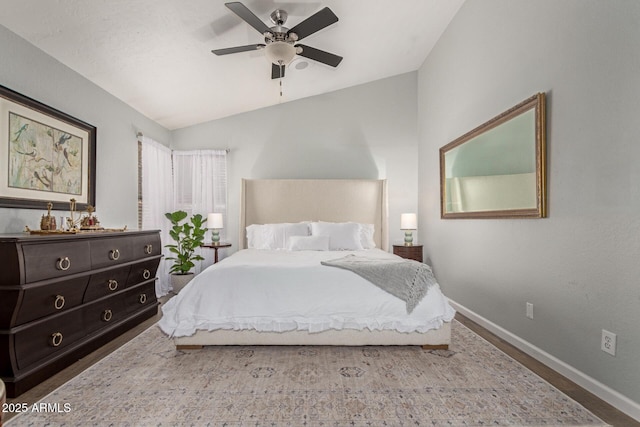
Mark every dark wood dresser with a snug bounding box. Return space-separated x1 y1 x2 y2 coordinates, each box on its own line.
0 230 161 397
392 244 423 263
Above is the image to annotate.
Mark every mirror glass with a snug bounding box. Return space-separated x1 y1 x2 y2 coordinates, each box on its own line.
440 93 546 218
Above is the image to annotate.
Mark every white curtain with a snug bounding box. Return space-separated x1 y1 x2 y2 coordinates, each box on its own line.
140 136 174 296
172 150 228 275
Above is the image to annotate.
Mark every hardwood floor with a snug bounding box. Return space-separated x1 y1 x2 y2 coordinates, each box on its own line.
4 308 638 426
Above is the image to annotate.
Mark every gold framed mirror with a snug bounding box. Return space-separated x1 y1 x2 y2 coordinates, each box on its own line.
440 93 546 219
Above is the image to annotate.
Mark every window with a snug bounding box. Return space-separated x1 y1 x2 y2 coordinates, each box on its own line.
138 137 227 296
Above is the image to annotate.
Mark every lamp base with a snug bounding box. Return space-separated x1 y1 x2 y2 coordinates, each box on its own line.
211 230 220 244
404 231 413 246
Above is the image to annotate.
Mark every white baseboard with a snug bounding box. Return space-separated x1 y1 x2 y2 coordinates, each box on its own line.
450 300 640 422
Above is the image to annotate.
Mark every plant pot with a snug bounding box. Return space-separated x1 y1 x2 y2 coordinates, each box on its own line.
170 273 195 294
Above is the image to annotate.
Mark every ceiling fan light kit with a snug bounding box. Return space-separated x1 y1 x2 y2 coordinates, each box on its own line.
264 41 296 66
212 2 342 79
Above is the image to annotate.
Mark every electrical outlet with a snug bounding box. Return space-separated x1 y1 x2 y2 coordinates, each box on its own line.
526 302 534 319
601 329 616 356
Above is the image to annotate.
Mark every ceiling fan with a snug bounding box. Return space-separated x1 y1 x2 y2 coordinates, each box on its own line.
212 2 343 79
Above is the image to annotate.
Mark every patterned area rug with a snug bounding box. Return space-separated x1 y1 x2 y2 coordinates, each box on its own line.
8 321 608 426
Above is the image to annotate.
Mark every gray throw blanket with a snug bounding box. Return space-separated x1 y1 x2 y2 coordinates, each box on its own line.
321 255 436 314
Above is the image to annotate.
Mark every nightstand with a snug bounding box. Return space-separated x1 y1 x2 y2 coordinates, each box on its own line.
201 242 232 263
393 244 423 263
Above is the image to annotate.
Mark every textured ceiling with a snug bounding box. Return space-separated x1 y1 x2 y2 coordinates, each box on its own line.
0 0 464 130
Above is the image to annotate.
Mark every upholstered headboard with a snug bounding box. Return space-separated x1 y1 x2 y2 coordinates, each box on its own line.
239 179 388 250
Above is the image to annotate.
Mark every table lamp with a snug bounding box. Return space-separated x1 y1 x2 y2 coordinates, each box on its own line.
400 213 417 246
207 213 224 244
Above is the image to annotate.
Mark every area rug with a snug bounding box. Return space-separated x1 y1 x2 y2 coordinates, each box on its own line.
8 321 608 426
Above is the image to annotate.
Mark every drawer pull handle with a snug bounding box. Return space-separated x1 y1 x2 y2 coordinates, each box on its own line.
144 244 153 254
50 332 64 347
56 257 71 271
54 295 65 310
109 249 120 260
139 293 147 304
102 309 113 322
108 279 118 291
143 269 151 280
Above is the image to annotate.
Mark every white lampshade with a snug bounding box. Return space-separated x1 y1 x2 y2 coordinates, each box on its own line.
207 213 224 229
400 213 417 230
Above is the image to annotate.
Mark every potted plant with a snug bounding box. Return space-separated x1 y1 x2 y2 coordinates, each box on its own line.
164 210 207 293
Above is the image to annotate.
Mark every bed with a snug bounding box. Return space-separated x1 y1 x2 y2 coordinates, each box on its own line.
159 179 455 349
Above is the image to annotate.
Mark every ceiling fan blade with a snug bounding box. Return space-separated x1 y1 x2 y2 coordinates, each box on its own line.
225 2 272 35
212 44 265 55
296 44 343 67
287 7 338 41
271 63 286 79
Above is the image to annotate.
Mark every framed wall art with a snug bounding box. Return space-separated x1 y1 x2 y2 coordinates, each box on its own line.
0 84 96 211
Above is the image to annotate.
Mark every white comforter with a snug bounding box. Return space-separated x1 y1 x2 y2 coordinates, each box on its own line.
158 249 455 338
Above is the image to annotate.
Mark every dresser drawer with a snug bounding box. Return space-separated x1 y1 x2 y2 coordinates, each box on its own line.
0 289 20 328
83 297 127 335
84 265 131 302
90 237 134 269
131 234 162 259
22 241 91 283
124 282 156 314
127 259 160 287
15 277 89 325
15 309 85 370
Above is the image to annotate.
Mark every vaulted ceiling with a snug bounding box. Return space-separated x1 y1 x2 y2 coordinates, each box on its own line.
0 0 464 130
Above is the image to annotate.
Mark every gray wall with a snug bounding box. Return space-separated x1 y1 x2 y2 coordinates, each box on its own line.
418 0 640 409
172 72 419 251
0 24 171 233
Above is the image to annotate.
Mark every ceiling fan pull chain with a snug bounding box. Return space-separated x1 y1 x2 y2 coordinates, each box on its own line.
279 60 284 97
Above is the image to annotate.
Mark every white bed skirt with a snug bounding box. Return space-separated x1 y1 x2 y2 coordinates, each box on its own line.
174 322 451 349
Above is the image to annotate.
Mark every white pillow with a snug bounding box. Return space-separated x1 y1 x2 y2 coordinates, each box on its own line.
246 224 265 249
287 235 330 251
247 222 310 249
310 222 363 251
356 223 376 249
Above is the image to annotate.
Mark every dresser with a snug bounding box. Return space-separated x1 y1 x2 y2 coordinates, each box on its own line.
0 230 161 397
392 244 423 263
